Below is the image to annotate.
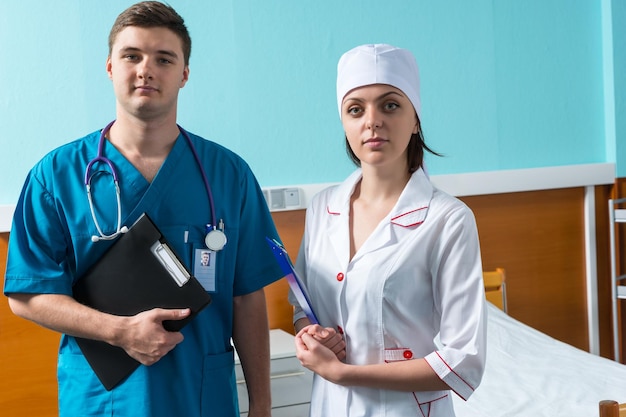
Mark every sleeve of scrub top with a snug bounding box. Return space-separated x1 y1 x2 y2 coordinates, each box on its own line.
231 163 283 296
423 203 487 401
4 167 74 296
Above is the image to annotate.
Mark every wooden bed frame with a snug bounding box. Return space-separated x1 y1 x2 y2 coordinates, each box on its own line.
599 400 626 417
483 268 507 313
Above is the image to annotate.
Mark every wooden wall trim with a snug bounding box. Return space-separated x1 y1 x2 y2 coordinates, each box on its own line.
461 188 590 350
1 181 621 415
0 233 59 416
267 186 612 354
265 210 305 335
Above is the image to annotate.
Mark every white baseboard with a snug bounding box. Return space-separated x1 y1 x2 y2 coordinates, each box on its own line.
262 162 616 212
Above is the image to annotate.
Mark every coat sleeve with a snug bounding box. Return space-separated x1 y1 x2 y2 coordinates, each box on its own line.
423 201 487 401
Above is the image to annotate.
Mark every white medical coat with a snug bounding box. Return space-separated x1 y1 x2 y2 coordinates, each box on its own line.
292 168 487 417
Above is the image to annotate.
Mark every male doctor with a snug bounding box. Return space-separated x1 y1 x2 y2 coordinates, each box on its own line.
4 2 282 416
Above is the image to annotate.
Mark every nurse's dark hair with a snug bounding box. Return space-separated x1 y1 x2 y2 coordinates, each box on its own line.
108 1 191 66
345 116 442 173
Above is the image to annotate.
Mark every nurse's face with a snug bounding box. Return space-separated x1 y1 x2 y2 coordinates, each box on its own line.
341 84 418 172
106 26 189 121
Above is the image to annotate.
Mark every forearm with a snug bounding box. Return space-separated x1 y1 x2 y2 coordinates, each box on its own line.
296 331 448 392
8 292 188 365
8 292 125 345
327 358 450 392
232 289 272 415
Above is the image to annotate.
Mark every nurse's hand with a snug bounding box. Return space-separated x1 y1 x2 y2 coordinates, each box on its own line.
295 330 345 384
114 308 190 366
297 324 346 360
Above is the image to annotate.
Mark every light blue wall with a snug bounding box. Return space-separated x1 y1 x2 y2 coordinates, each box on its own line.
0 1 622 205
613 0 626 177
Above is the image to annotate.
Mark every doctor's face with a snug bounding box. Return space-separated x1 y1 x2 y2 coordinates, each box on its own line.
106 26 189 121
341 84 418 172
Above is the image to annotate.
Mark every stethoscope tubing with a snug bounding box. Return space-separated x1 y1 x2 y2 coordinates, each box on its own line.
178 124 217 229
84 121 118 185
85 120 221 246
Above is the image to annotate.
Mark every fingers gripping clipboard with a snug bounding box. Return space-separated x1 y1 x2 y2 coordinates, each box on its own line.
265 237 319 325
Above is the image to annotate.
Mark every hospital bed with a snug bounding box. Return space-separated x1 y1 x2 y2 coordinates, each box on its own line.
453 271 626 417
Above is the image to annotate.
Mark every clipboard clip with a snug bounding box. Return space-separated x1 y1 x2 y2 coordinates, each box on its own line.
151 241 191 287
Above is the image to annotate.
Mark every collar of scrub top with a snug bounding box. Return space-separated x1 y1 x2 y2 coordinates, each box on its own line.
84 120 227 251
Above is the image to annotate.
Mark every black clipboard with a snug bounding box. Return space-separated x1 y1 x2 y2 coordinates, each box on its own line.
73 213 212 390
265 237 319 324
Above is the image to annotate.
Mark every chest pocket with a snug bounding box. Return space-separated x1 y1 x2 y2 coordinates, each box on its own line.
162 224 236 294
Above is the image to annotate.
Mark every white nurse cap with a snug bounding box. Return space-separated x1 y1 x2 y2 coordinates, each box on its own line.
336 44 421 119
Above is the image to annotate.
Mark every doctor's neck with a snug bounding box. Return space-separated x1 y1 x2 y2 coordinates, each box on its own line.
108 114 180 152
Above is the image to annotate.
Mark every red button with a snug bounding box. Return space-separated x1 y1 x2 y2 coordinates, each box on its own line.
337 325 344 334
403 350 413 359
336 272 344 281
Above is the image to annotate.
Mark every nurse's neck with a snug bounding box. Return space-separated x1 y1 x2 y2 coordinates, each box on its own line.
358 164 410 204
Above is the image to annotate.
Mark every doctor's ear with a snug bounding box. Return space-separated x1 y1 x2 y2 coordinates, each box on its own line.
180 66 189 87
106 57 113 80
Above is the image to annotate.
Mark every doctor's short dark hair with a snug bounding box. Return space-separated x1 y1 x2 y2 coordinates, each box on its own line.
344 118 442 173
108 1 192 66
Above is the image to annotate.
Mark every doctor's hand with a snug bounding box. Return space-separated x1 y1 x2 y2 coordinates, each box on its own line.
113 308 190 366
295 330 346 384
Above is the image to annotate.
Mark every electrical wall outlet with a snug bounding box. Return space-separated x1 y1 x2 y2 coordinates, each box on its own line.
262 187 302 211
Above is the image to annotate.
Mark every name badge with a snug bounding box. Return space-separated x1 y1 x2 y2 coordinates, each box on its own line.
194 248 216 292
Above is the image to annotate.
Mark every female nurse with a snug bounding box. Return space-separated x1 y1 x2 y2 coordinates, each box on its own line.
291 44 487 417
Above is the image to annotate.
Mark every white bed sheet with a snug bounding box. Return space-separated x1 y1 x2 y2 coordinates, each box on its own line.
452 303 626 417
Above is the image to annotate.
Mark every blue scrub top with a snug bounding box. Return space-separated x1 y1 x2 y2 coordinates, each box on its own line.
4 128 283 417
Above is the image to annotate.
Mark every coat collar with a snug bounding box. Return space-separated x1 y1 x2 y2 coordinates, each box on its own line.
326 168 434 228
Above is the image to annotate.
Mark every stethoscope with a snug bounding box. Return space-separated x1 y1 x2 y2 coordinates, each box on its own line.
85 120 227 251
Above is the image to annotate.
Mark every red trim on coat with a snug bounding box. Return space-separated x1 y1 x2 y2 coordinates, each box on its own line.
412 391 449 417
391 207 427 227
433 351 476 401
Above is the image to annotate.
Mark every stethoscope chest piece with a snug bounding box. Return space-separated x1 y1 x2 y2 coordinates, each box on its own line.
205 228 227 251
205 219 227 251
